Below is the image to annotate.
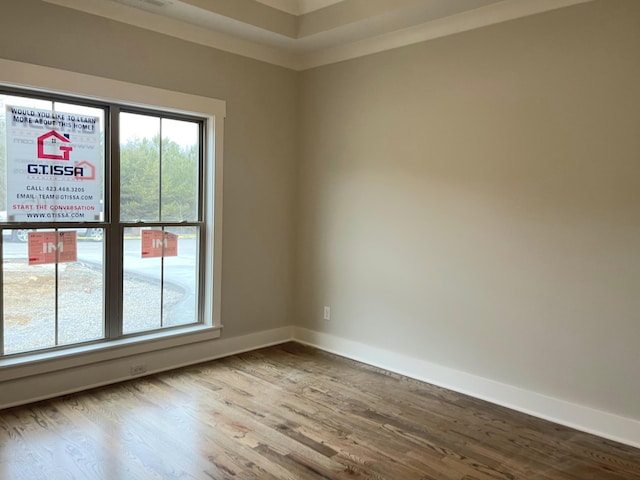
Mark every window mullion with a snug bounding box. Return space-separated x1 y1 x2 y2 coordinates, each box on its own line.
159 119 163 221
105 105 123 340
54 258 59 346
0 236 4 356
158 121 164 327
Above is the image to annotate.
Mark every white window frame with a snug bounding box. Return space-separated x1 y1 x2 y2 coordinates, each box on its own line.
0 58 224 378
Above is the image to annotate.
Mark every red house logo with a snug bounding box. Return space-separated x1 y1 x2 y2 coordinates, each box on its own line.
75 160 96 180
37 131 73 160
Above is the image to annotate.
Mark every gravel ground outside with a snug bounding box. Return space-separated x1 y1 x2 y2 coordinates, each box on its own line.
2 260 185 355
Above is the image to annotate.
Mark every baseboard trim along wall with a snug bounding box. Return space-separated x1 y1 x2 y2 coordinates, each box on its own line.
0 326 294 410
3 324 638 449
293 327 640 449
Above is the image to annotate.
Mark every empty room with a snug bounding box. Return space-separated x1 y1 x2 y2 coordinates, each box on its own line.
0 0 639 478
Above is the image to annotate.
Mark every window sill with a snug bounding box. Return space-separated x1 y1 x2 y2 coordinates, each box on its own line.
0 325 222 382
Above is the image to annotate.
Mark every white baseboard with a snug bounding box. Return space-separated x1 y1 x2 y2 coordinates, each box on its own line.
0 326 294 409
4 324 639 449
292 327 640 449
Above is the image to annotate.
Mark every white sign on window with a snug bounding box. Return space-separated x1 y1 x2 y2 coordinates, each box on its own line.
5 105 101 222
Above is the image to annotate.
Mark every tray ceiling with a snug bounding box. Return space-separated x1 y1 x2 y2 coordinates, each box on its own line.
41 0 595 70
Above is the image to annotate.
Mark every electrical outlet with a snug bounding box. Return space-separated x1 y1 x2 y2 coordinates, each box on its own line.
130 364 147 375
323 306 331 321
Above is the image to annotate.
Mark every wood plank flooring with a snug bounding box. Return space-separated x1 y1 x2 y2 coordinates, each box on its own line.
1 342 638 479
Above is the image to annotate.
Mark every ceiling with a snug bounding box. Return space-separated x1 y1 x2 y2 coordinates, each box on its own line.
41 0 594 70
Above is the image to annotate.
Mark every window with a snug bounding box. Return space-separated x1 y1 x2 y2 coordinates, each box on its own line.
0 67 223 362
119 111 202 335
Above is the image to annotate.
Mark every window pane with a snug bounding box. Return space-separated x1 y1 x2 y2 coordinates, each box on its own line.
0 96 104 224
57 229 105 346
55 102 106 221
2 237 55 354
2 228 104 354
122 227 162 334
122 226 198 335
163 226 198 327
120 112 160 222
161 119 199 222
0 95 52 214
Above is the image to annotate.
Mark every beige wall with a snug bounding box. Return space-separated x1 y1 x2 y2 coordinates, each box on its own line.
0 0 298 338
2 0 639 426
297 0 640 420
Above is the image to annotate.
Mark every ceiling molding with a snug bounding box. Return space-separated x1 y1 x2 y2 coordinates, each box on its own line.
179 0 298 38
299 0 596 70
253 0 300 15
40 0 596 71
297 0 346 15
41 0 299 68
254 0 345 15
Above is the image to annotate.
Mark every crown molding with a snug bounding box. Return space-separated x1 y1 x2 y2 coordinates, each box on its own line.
297 0 345 15
41 0 596 71
254 0 345 15
253 0 301 15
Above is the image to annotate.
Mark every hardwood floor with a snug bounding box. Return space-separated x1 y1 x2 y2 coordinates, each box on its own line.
1 342 638 480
